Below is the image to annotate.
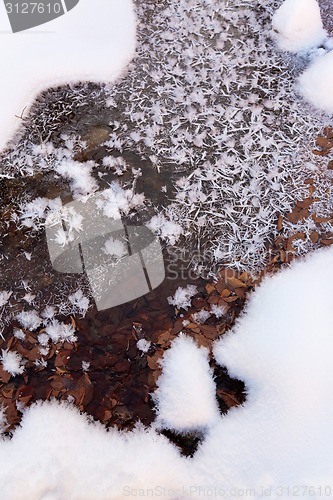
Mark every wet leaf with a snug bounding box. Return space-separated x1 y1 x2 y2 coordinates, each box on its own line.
225 276 247 289
0 365 11 383
277 214 283 231
147 355 160 371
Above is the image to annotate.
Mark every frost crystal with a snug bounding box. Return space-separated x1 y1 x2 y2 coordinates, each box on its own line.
102 237 127 259
137 338 151 353
192 309 211 324
1 350 25 376
0 291 12 308
45 320 77 344
68 290 90 316
16 310 42 331
211 303 228 319
168 285 198 311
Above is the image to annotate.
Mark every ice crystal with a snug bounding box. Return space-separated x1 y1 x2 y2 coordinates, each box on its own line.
1 349 25 376
16 310 42 331
137 338 151 353
168 285 198 311
68 290 90 317
102 237 127 259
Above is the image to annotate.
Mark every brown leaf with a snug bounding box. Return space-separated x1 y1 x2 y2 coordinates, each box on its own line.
54 350 71 369
49 375 66 390
287 209 301 223
205 283 216 294
6 336 16 350
312 149 329 156
194 335 211 349
312 214 333 224
277 214 283 231
239 272 249 283
75 374 94 407
223 295 239 303
207 294 219 304
217 389 241 409
16 385 33 405
323 127 333 139
215 279 225 294
186 323 201 333
316 136 333 150
310 231 319 243
218 298 230 309
157 330 172 345
296 198 313 209
0 365 11 383
234 287 246 298
225 276 247 289
147 355 160 371
3 401 20 429
1 387 14 399
279 249 287 262
200 325 218 340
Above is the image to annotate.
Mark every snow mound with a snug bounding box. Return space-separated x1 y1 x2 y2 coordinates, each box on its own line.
298 50 333 113
154 335 220 432
272 0 326 52
0 0 136 150
192 245 333 490
0 400 190 499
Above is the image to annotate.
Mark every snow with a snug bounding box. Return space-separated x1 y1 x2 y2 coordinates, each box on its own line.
191 309 211 324
271 0 333 114
210 303 228 319
102 236 127 259
0 400 190 499
1 247 333 496
0 0 136 150
100 181 146 219
1 0 333 493
146 213 184 246
136 338 151 353
154 335 220 432
68 290 89 316
298 50 333 113
45 320 77 344
1 349 25 376
55 160 98 198
193 245 333 490
16 310 42 330
0 291 12 308
167 285 198 311
272 0 327 53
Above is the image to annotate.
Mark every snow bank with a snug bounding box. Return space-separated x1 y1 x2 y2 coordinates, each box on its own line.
272 0 326 52
2 247 333 497
271 0 333 114
0 0 136 150
0 401 190 499
193 245 333 491
154 335 220 432
298 50 333 113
